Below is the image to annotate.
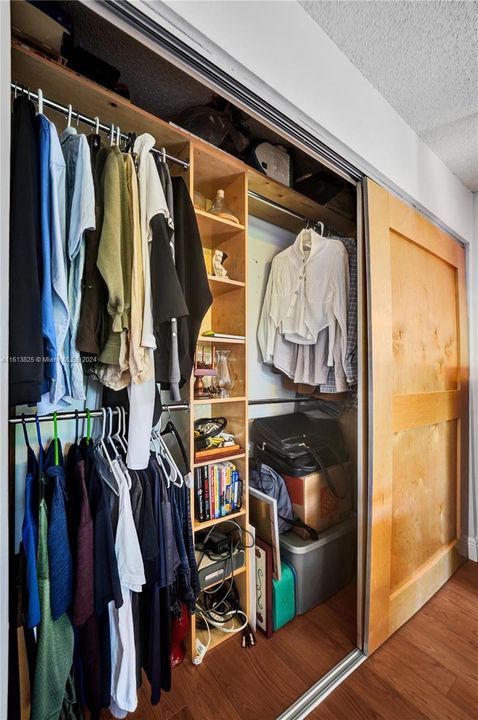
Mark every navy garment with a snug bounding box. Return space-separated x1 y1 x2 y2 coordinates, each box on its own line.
140 460 172 704
37 113 57 393
44 440 74 621
9 96 44 405
21 445 41 628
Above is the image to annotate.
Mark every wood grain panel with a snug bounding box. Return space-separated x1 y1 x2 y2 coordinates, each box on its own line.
391 421 458 591
392 390 459 433
390 231 458 394
365 180 393 652
365 180 468 655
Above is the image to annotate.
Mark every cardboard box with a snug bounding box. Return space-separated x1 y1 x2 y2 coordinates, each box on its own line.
283 462 352 538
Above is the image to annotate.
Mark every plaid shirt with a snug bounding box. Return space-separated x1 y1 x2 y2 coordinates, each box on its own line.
320 236 357 392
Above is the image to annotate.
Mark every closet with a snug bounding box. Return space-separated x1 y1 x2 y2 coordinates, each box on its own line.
6 2 468 719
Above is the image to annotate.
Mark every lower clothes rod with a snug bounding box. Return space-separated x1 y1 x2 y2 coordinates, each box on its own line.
9 401 189 424
248 397 320 406
10 82 190 169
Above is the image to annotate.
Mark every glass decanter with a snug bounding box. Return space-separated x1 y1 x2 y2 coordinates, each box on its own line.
215 349 234 398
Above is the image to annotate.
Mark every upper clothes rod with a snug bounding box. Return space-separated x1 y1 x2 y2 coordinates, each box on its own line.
248 190 324 231
10 83 190 169
9 402 190 424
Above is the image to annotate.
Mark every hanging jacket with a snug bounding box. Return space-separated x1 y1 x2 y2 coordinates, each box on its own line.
159 177 212 387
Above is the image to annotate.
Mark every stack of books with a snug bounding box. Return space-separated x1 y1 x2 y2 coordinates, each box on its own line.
194 461 242 523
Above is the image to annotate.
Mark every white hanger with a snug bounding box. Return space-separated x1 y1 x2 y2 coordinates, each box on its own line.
94 116 100 135
109 123 115 146
37 88 43 115
67 103 72 128
153 425 183 488
120 406 128 448
96 409 119 495
112 406 127 453
115 126 121 147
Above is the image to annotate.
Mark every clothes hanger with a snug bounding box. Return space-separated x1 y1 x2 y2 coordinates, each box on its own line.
95 408 119 495
35 414 45 498
109 123 115 147
112 406 127 453
37 88 43 115
150 427 175 487
75 409 79 446
161 419 192 488
86 407 91 445
66 103 73 129
157 419 185 488
53 411 59 467
120 406 128 447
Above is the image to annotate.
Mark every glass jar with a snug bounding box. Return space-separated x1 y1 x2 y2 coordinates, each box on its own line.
215 349 234 398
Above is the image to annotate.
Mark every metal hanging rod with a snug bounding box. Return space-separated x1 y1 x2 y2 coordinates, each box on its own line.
10 82 190 169
248 397 320 406
9 401 189 424
248 190 324 230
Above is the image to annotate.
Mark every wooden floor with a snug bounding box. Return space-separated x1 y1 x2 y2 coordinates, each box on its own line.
312 561 478 720
104 562 478 720
104 582 357 720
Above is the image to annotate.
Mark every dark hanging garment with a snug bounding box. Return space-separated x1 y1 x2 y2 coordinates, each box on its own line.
140 460 172 704
77 140 109 361
9 96 44 405
44 441 74 621
150 209 189 386
163 177 212 387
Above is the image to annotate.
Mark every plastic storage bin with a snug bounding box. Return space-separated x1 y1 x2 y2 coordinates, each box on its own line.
279 515 356 615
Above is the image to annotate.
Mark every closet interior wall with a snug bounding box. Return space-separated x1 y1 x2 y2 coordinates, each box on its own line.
9 2 363 716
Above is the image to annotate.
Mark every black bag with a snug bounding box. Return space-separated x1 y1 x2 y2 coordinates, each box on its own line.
252 412 348 499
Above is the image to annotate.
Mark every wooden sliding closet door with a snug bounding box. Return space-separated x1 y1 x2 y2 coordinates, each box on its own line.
365 179 468 654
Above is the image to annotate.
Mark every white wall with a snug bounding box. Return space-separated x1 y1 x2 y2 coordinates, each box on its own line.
152 0 474 244
247 217 296 420
468 193 478 561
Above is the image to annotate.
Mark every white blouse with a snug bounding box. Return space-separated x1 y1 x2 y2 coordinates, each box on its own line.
258 229 349 378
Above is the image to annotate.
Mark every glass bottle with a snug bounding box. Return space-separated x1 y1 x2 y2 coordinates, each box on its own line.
209 189 240 224
215 349 234 398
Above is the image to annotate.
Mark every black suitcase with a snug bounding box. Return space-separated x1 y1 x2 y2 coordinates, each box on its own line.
251 413 349 498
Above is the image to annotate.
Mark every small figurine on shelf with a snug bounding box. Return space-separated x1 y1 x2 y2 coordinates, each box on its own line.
212 249 229 278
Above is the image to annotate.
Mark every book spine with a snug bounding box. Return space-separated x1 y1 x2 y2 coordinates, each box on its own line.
215 465 220 518
203 466 210 521
210 464 215 520
195 468 204 523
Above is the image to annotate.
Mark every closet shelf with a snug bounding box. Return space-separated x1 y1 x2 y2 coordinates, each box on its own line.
196 621 243 653
195 209 245 248
207 275 245 297
193 452 246 469
202 565 246 592
193 508 246 532
11 42 191 156
247 166 355 236
193 396 246 405
197 336 245 346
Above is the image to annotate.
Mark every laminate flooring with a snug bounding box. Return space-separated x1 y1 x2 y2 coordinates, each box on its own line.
311 561 478 720
104 561 477 720
102 582 357 720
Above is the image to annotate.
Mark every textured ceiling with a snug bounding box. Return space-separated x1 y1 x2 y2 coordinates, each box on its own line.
300 0 478 192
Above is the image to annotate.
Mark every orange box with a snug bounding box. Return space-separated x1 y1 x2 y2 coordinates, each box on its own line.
283 462 352 538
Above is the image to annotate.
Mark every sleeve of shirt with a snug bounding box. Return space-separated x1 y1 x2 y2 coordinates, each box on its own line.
332 247 350 382
97 152 125 333
68 136 96 261
257 259 278 364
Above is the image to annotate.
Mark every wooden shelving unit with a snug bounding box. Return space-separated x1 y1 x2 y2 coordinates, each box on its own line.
188 144 250 661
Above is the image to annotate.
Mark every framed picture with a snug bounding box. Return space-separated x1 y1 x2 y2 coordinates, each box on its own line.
255 537 273 639
249 486 282 580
